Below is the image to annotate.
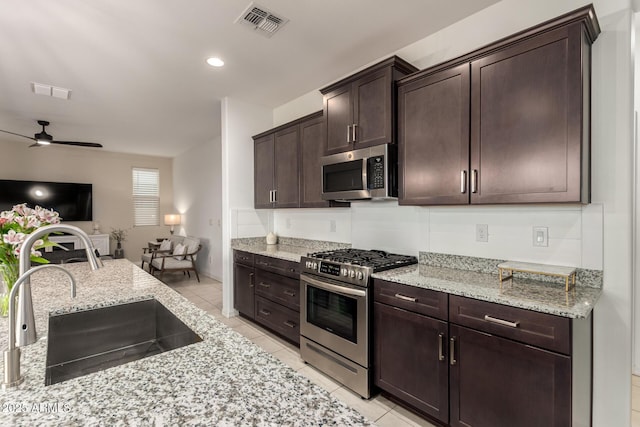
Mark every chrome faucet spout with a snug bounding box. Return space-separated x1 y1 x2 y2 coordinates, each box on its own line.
2 264 76 389
16 224 101 347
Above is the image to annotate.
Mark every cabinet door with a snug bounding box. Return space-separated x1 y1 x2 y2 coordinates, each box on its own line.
300 115 330 208
233 263 255 319
470 24 585 204
353 68 393 149
274 125 300 208
254 134 275 208
399 64 470 205
374 302 449 423
449 324 571 427
324 84 353 154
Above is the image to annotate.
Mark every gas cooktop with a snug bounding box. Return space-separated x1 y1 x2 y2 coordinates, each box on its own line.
306 248 417 273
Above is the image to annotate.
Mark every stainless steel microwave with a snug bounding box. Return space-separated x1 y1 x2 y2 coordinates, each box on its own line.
321 144 397 201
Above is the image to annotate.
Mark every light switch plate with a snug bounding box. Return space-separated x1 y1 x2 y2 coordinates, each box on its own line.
533 226 548 247
476 224 488 242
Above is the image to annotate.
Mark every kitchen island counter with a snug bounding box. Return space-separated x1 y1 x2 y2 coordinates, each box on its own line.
0 259 370 426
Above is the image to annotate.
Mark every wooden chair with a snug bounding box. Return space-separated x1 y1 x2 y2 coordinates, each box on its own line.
149 242 202 282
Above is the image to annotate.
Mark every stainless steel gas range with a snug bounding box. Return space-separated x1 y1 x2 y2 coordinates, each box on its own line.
300 248 417 398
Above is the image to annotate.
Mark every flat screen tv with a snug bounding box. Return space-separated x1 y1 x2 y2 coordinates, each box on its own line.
0 179 93 221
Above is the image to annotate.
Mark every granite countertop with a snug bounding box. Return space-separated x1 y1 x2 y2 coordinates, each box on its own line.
231 237 350 262
0 259 370 426
372 264 601 319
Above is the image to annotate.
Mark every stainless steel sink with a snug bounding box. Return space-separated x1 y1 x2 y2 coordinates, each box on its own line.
45 298 202 385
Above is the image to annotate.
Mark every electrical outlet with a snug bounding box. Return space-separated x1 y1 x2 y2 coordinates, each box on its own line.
329 220 336 232
533 226 548 247
476 224 488 242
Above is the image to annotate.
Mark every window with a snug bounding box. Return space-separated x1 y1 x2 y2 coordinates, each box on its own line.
132 168 159 226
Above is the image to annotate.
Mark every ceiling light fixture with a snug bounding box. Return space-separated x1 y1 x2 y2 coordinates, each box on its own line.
206 57 224 67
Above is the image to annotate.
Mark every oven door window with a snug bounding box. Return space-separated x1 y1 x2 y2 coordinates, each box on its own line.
307 285 357 343
323 160 364 193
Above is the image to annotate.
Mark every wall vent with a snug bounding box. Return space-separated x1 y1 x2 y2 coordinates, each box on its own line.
235 3 289 38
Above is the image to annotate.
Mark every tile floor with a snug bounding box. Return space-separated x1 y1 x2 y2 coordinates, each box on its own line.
158 272 437 427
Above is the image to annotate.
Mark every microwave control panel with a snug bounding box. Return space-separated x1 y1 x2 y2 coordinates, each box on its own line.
367 156 385 189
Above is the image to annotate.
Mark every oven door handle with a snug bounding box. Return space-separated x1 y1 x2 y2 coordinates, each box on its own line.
301 274 366 298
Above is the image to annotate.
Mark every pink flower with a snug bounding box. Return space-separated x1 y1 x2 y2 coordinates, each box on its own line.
12 204 29 216
3 230 25 245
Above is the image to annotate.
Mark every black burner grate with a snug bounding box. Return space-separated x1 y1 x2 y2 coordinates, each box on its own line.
308 248 417 272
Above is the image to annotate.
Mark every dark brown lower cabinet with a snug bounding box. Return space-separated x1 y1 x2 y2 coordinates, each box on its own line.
373 280 591 427
374 302 449 423
233 262 255 320
449 324 571 427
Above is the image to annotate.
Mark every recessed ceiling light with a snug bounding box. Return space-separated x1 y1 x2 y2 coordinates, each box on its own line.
206 57 224 67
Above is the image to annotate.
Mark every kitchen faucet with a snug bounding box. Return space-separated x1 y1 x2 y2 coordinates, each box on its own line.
17 224 102 346
2 264 76 389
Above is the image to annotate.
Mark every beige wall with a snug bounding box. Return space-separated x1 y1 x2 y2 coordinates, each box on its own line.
0 138 173 262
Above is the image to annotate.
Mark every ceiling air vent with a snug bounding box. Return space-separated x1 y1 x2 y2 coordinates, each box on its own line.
236 3 289 38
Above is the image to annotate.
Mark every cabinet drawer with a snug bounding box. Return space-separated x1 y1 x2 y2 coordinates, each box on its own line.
254 255 300 279
373 279 448 321
233 250 254 266
255 296 300 345
449 295 570 354
254 269 300 312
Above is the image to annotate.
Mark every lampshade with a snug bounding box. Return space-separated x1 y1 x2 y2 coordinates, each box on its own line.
164 214 181 226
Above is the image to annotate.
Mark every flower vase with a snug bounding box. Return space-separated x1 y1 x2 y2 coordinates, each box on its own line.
0 264 18 318
114 241 124 259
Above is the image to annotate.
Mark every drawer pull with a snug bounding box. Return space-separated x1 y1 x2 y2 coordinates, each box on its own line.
258 282 271 288
257 261 270 267
283 290 296 297
438 333 445 361
449 337 456 365
484 315 519 328
284 320 296 328
249 272 255 287
259 309 271 316
394 293 417 302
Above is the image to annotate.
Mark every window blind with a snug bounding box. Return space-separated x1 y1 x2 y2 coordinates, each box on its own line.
132 168 159 226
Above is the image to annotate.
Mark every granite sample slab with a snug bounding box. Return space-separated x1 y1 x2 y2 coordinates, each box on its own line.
0 259 371 426
372 264 600 318
231 237 350 262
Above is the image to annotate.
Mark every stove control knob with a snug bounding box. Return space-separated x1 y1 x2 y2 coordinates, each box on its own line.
349 270 355 278
342 268 348 277
305 261 311 269
357 272 364 280
312 262 318 270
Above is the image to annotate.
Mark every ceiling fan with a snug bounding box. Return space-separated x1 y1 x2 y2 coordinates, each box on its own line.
0 120 103 148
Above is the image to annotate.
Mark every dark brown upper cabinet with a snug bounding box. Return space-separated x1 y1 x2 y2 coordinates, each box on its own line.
254 124 300 209
321 56 417 155
398 5 599 206
299 112 333 208
255 111 342 209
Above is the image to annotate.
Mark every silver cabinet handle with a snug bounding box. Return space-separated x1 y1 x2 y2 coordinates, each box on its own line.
259 309 271 316
352 123 357 142
258 282 270 288
249 272 254 287
347 125 352 143
450 337 457 365
460 170 467 193
394 293 417 302
484 315 520 328
471 169 478 193
283 289 295 297
284 320 296 328
438 333 445 361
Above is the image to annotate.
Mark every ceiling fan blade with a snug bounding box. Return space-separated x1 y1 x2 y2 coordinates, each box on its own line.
0 129 36 141
51 140 103 148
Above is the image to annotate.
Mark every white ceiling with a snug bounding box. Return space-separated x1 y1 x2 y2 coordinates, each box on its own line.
0 0 498 158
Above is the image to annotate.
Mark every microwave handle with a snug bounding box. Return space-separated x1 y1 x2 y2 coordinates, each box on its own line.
362 158 368 191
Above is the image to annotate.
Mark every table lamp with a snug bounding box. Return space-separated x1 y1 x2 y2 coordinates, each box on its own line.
164 214 181 235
